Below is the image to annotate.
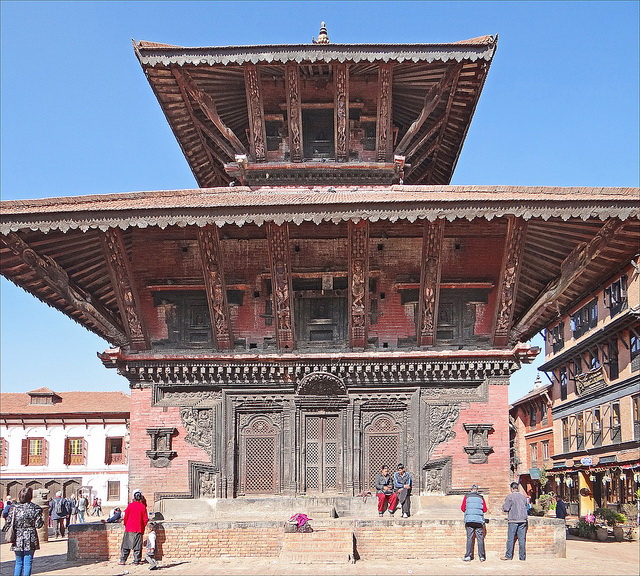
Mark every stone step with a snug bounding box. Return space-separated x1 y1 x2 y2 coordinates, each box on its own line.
279 527 355 564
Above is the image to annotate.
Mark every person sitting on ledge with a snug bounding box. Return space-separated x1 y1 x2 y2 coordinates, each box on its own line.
102 508 122 523
375 464 398 517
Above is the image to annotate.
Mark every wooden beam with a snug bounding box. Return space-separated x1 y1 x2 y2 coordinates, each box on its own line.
510 219 626 342
197 226 233 351
173 67 247 156
100 229 150 350
267 222 295 350
492 217 528 347
417 220 445 346
334 63 349 162
376 63 393 162
395 64 460 156
244 64 267 162
348 220 369 349
2 233 127 346
285 64 303 163
415 66 462 184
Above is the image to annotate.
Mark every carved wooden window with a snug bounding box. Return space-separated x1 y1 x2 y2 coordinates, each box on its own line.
64 437 87 466
153 291 212 348
21 438 47 466
0 438 7 467
561 418 569 453
361 122 376 151
265 121 282 152
295 289 348 346
560 368 568 401
302 109 334 159
529 442 538 466
541 440 550 461
305 415 339 493
606 339 619 380
105 437 126 465
364 415 401 491
240 417 279 495
604 275 628 318
436 289 489 343
547 322 565 353
107 481 120 501
630 332 640 371
570 299 598 338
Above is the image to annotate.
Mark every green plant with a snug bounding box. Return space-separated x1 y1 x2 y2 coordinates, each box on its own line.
595 507 626 527
620 503 638 526
577 517 597 538
537 493 555 513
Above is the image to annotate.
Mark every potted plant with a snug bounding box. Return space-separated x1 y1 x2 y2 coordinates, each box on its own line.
595 507 626 541
576 515 597 539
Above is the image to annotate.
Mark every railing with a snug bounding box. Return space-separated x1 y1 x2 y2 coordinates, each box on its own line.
107 453 127 465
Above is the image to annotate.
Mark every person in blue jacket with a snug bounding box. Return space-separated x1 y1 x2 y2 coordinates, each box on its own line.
461 484 488 562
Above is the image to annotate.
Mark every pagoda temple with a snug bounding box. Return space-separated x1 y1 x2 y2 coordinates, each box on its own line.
2 26 638 514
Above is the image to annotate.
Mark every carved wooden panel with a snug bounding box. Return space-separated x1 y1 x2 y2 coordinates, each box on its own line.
418 220 445 346
363 414 401 490
244 63 266 162
305 415 338 492
376 63 393 162
285 64 303 162
334 63 349 162
239 416 280 494
493 217 527 346
197 226 232 350
348 220 369 348
267 223 295 350
101 229 149 350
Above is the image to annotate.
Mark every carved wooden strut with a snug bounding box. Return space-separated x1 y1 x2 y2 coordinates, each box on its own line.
285 64 303 163
267 223 295 349
418 220 445 346
244 63 266 162
348 220 369 348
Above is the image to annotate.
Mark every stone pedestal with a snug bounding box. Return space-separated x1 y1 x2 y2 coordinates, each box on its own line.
33 489 50 543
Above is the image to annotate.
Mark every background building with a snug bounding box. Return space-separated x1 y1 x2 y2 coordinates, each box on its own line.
538 262 640 516
0 388 130 508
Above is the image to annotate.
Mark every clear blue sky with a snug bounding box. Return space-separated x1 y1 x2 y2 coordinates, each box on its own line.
1 1 638 402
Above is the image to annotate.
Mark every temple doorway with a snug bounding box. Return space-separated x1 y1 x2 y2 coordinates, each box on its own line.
303 414 339 493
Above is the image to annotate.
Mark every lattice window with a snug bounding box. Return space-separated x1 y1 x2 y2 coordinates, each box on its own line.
304 415 339 492
364 415 401 490
245 436 276 493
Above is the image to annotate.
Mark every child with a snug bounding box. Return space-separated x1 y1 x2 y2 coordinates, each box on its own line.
144 521 158 570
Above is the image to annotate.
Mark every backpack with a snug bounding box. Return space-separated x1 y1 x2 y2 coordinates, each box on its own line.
54 498 67 516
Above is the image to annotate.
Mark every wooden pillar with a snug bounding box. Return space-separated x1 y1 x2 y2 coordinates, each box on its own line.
348 220 369 349
285 64 303 162
197 226 233 350
493 217 527 346
334 63 349 162
100 229 149 350
244 63 266 162
267 222 295 350
376 62 393 162
417 220 445 346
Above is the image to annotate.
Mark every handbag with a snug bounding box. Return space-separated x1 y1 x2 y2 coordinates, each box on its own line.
2 520 16 544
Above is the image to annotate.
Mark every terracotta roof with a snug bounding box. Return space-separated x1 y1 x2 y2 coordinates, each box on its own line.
509 382 553 408
1 185 637 234
27 387 57 395
0 391 130 416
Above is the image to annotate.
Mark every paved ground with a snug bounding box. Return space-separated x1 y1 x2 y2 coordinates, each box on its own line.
0 534 638 575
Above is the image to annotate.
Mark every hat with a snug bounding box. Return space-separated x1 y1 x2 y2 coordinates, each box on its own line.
397 463 405 470
471 484 478 491
132 488 142 496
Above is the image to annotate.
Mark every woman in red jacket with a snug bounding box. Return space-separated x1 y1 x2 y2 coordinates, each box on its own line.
118 489 148 566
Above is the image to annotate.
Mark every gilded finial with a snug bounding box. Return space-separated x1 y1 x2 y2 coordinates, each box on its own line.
312 22 330 44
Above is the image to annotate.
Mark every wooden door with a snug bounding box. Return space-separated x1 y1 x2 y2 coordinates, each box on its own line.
304 415 339 493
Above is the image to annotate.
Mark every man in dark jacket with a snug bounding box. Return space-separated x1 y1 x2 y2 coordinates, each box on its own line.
49 491 69 538
501 482 529 561
555 495 568 520
461 484 487 562
374 465 398 517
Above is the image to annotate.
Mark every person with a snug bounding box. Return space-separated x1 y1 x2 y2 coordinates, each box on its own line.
118 489 148 566
2 497 13 528
48 492 69 538
96 498 103 516
104 507 122 523
91 497 100 516
6 487 44 576
461 484 487 562
144 521 159 570
67 494 77 526
374 465 398 517
76 494 88 524
501 482 528 561
393 463 412 518
555 495 567 520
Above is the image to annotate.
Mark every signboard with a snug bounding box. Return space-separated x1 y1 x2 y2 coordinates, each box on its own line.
575 366 608 396
580 456 593 466
529 468 541 480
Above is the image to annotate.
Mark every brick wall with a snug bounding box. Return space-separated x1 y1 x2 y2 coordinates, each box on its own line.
68 517 565 561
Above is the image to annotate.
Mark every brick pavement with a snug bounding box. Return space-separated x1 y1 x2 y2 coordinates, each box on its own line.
0 534 637 575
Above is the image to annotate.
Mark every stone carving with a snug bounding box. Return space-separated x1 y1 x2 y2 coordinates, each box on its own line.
297 372 347 396
159 389 222 407
495 218 527 341
285 64 302 162
267 223 294 349
3 233 127 345
426 404 460 462
419 220 444 345
180 407 214 460
101 229 147 347
377 63 392 161
199 471 216 498
423 457 452 493
198 227 232 350
244 64 266 162
146 427 177 468
463 423 493 464
334 63 349 161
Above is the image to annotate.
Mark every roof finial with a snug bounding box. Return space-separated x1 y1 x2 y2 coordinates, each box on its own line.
313 22 330 44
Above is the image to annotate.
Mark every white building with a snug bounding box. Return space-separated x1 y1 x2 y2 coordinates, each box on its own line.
0 388 130 509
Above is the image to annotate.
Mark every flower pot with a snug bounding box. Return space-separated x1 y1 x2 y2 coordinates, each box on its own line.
613 526 624 542
596 526 608 541
629 527 639 542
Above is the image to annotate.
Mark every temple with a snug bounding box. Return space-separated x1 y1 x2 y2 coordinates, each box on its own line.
1 26 639 522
